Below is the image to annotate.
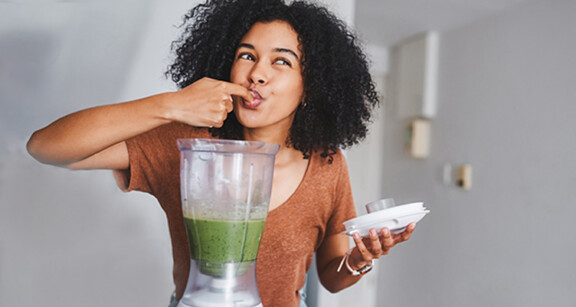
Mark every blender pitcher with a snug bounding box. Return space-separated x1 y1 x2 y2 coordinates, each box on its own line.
177 138 279 307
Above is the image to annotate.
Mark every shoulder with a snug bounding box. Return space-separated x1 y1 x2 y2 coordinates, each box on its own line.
125 124 213 163
311 148 347 168
308 149 349 180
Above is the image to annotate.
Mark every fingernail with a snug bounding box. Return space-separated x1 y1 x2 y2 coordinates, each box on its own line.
383 228 390 236
370 229 377 237
353 233 361 240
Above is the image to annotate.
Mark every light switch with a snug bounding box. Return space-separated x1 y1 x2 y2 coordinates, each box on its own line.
456 164 472 190
406 118 430 158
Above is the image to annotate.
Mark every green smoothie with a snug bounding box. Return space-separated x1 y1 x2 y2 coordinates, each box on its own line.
184 217 266 277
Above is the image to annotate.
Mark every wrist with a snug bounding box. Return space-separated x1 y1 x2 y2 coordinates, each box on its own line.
153 92 178 124
337 248 375 276
348 248 369 270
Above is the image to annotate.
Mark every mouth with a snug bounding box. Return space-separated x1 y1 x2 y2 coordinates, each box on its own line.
243 89 264 110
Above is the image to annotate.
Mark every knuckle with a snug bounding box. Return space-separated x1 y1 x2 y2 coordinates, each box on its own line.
370 248 382 256
213 117 224 127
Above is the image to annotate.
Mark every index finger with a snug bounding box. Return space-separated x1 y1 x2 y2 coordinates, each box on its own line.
352 232 371 257
226 83 252 102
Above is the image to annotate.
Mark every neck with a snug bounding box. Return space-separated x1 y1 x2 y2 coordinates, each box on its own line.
243 124 288 148
243 127 303 165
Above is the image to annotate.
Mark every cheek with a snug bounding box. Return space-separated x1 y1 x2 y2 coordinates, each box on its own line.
229 63 244 84
229 68 239 83
278 75 304 96
288 78 304 102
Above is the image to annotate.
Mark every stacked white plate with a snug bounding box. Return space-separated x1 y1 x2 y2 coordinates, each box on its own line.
343 200 429 237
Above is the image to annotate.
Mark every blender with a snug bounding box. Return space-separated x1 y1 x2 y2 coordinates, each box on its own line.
177 138 279 307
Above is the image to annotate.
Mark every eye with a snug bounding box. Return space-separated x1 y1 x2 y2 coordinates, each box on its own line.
238 53 255 61
274 58 292 67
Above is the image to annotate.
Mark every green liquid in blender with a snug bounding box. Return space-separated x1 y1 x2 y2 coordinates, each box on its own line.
184 217 266 277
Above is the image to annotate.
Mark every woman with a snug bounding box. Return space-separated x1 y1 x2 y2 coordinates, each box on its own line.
27 0 416 306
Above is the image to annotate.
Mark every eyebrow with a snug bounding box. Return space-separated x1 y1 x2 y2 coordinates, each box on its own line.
238 43 299 60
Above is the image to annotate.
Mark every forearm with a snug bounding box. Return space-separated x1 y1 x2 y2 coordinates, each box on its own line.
27 93 171 166
318 251 364 292
316 233 374 293
319 225 417 293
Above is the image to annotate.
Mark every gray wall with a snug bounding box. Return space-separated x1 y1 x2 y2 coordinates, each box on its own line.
372 0 576 306
0 1 199 306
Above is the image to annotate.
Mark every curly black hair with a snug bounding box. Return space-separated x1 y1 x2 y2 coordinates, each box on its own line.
166 0 379 160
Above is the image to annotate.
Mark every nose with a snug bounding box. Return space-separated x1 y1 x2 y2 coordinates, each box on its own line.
249 61 268 85
252 78 265 84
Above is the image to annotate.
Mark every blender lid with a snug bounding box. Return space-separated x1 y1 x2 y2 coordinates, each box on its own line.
343 201 429 237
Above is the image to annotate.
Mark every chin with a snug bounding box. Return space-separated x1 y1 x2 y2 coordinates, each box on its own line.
234 111 261 128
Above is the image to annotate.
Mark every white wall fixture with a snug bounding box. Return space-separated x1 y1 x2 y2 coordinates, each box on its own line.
456 164 473 190
390 31 439 119
441 163 473 190
405 118 430 158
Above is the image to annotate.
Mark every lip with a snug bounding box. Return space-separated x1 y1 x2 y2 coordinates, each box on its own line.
244 89 264 109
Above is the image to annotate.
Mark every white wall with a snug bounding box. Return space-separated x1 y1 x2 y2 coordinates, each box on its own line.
370 0 576 306
0 1 200 306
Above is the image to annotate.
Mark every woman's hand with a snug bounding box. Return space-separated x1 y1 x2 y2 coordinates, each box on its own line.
27 77 252 169
164 77 252 128
315 224 415 292
348 223 416 270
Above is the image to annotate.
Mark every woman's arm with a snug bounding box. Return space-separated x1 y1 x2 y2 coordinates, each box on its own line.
27 77 251 170
315 223 416 293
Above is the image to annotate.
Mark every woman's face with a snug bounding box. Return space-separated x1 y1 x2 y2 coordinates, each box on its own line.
230 20 304 133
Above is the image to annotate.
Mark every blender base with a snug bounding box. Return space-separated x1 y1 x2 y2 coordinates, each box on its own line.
177 304 263 307
177 261 263 307
176 291 263 307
